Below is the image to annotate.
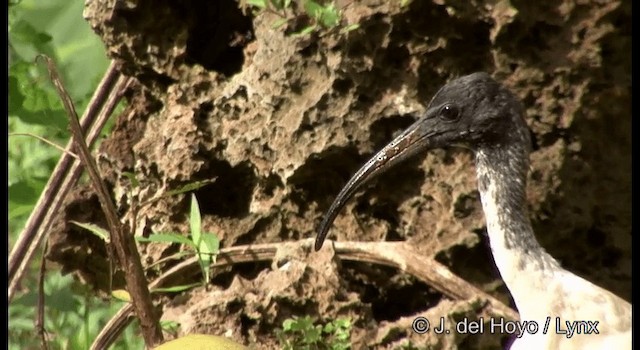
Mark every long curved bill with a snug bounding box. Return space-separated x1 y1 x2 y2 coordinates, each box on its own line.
315 117 439 251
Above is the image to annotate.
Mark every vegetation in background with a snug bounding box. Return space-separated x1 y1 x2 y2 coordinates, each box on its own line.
8 0 126 348
244 0 359 35
277 316 352 350
136 194 221 285
9 0 109 239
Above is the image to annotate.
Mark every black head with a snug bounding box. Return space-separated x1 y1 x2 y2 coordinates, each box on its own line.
415 72 528 150
314 72 530 250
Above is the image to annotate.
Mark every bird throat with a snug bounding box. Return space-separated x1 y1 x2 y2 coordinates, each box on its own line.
475 144 561 306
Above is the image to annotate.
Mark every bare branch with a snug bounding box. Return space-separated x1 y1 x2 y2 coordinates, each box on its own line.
37 55 163 347
9 60 124 300
92 239 518 348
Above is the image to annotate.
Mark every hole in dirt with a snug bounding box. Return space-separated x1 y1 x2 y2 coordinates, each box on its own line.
235 217 274 246
385 229 404 242
586 227 607 247
341 262 442 322
263 173 284 197
453 192 480 219
184 0 254 76
601 246 622 268
240 314 256 338
196 160 256 218
382 45 411 70
366 159 425 223
332 78 354 94
289 146 365 210
368 115 416 150
210 261 271 289
195 102 213 121
299 41 318 57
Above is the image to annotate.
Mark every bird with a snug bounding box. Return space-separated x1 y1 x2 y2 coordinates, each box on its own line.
314 72 631 349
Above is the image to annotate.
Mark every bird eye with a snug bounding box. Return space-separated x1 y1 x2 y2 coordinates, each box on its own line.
439 104 460 122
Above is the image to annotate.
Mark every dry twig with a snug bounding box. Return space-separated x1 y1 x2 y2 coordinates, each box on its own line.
38 55 163 347
92 239 518 349
9 60 126 300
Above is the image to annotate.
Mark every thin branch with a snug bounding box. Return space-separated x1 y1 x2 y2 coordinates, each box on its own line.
91 239 518 349
9 132 79 160
9 60 124 300
38 55 163 347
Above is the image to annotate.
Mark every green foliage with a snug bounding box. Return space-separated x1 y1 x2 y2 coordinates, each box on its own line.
136 194 220 285
277 316 352 350
9 272 144 350
244 0 359 35
9 1 113 349
9 0 109 239
70 220 111 243
160 320 181 338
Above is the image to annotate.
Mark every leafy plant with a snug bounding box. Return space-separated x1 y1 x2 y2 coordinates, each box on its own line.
9 272 144 350
136 194 220 285
277 316 352 350
243 0 359 35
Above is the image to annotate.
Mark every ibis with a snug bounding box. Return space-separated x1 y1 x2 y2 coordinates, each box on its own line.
315 72 631 349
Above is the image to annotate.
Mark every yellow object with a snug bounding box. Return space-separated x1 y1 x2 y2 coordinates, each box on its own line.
154 334 247 350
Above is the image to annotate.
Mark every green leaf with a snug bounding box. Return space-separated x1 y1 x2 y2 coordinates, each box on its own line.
122 171 139 188
135 233 196 248
8 203 33 221
246 0 267 9
303 0 323 18
323 322 335 333
295 25 317 36
9 61 68 129
112 289 131 302
8 179 42 205
152 282 201 293
335 318 351 328
8 74 26 113
190 194 202 246
282 319 294 331
270 0 285 10
198 233 220 261
318 3 340 28
271 18 289 29
70 221 110 243
160 320 180 333
305 325 322 343
9 19 53 53
164 179 215 197
340 23 360 33
196 233 219 284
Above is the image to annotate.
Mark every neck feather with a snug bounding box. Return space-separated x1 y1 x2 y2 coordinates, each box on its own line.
475 143 561 313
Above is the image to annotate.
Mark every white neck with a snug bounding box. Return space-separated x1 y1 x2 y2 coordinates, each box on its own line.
475 146 561 318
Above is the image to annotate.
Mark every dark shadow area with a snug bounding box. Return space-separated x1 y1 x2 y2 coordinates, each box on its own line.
183 0 254 75
341 261 442 322
196 160 256 218
289 145 365 212
210 261 272 289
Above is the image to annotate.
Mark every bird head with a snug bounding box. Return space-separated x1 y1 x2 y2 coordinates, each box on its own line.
314 72 529 250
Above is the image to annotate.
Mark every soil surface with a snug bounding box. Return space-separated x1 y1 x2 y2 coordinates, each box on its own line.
49 0 630 349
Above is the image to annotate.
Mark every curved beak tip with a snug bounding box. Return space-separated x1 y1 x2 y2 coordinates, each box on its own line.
314 233 325 251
